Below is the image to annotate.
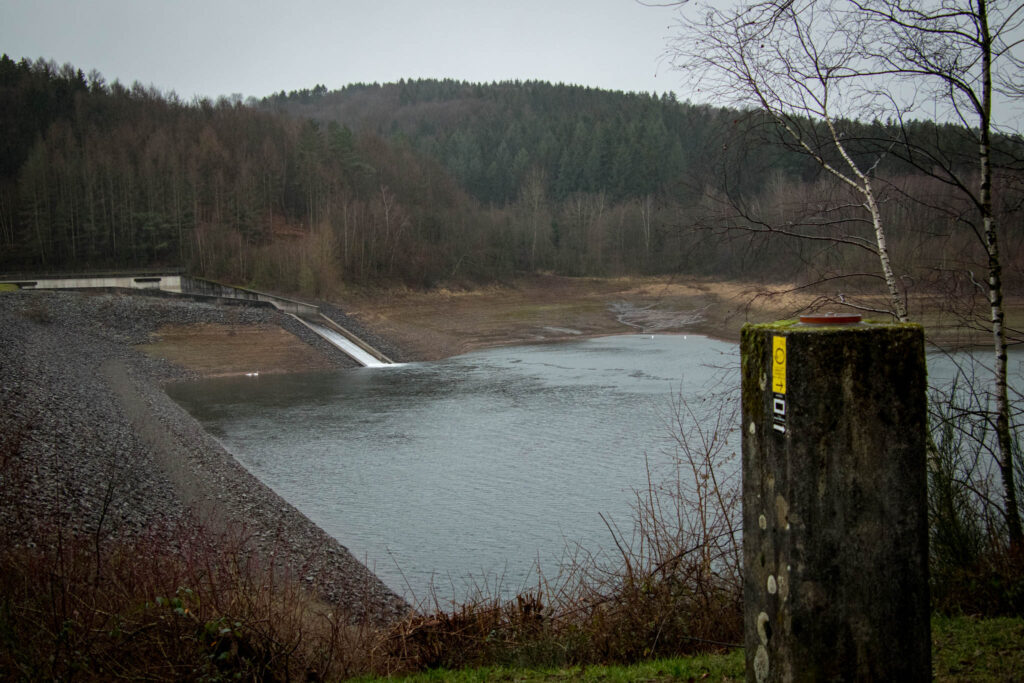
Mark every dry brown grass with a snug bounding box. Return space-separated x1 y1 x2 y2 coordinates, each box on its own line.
0 519 386 680
340 273 1019 363
138 322 337 377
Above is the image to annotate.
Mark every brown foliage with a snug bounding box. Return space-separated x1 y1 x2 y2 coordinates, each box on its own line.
0 521 384 681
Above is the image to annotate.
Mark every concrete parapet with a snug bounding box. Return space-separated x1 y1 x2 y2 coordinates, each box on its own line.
2 275 183 292
179 277 320 318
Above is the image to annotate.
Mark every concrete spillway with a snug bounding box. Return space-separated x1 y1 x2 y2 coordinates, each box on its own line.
1 272 396 369
304 321 391 368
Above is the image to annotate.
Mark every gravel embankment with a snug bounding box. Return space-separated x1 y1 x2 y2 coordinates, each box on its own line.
0 290 409 624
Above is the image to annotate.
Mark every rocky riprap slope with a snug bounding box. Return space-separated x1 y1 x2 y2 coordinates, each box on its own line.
0 290 408 624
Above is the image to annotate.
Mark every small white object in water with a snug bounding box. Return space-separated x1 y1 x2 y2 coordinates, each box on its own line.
246 371 259 377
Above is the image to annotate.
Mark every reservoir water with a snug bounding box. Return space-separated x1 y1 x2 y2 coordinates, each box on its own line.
167 334 739 605
166 333 1023 606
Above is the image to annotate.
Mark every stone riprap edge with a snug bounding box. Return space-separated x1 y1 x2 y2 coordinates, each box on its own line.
0 290 410 625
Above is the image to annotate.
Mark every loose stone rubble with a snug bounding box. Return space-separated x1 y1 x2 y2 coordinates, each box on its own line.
0 290 409 625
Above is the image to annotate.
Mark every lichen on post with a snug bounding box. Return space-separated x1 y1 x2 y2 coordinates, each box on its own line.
741 317 929 682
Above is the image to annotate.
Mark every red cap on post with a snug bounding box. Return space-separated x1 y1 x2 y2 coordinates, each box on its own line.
799 313 863 325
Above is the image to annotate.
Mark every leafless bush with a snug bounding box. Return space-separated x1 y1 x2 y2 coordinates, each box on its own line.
383 389 744 670
0 437 386 681
0 518 391 680
928 358 1024 615
563 389 743 661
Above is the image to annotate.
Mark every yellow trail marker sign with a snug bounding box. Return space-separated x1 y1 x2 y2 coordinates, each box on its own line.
772 336 787 395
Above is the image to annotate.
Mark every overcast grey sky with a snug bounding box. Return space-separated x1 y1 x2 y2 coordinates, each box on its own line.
1 0 687 100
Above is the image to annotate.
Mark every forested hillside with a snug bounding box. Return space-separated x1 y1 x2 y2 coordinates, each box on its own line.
2 55 1020 297
265 80 735 204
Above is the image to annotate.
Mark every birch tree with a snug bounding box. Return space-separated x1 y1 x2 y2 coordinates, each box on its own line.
668 0 1023 546
669 0 909 321
850 0 1024 546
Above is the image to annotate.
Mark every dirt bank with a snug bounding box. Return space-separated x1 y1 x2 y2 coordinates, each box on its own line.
116 274 1011 380
338 274 1017 361
137 322 341 377
337 275 744 361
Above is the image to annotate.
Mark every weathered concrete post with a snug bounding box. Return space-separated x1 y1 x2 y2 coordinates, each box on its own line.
741 315 930 682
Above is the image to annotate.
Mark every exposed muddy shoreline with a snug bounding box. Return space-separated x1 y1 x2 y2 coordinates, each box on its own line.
0 290 409 624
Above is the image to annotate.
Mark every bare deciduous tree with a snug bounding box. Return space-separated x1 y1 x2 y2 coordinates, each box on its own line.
850 0 1024 545
666 0 1023 545
668 0 909 321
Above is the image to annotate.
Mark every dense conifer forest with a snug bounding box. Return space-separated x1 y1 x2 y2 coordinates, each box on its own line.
2 55 1021 296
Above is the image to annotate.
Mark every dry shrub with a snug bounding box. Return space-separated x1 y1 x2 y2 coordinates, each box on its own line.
563 389 743 663
0 516 385 681
385 592 551 671
384 389 744 671
928 369 1024 616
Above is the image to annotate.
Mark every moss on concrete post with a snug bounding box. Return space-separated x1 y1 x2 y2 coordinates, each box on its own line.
741 320 929 682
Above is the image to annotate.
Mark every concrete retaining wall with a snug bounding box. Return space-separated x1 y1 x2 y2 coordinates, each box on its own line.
179 278 320 319
1 274 319 319
5 275 184 292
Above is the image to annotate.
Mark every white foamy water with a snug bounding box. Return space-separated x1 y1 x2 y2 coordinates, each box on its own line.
305 321 389 367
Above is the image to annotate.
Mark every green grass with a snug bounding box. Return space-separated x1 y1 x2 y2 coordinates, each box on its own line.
353 615 1024 682
349 650 744 682
0 283 18 292
933 614 1024 681
500 301 607 321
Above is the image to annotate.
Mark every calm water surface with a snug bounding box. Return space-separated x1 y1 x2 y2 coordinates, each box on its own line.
167 334 738 604
166 333 1023 605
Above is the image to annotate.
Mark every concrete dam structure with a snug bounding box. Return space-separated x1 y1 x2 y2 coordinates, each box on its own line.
1 272 392 367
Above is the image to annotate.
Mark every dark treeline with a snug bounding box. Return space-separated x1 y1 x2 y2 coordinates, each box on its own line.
262 78 1007 203
1 57 501 290
265 80 717 204
2 56 1021 296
